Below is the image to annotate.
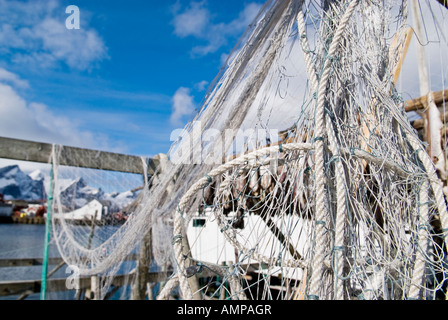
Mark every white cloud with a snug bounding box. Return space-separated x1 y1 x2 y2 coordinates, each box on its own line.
172 1 263 56
0 0 107 71
226 2 262 33
170 87 196 126
220 53 230 66
172 1 210 38
34 18 107 70
0 70 119 152
195 80 209 91
0 67 29 88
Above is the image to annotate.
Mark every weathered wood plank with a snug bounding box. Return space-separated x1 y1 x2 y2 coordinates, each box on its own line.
0 280 43 297
405 88 448 112
0 272 170 297
0 254 138 268
0 257 62 268
0 136 159 175
412 110 448 130
0 262 262 298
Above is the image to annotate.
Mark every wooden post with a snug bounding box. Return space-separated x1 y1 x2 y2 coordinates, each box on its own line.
90 275 100 300
130 153 174 300
389 27 413 85
131 229 152 300
405 89 448 112
411 0 447 182
87 210 98 250
181 227 202 300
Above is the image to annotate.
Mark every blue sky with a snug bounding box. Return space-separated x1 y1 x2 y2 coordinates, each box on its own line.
0 0 264 158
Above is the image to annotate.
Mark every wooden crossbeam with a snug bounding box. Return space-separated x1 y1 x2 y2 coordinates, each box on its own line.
0 255 138 268
405 88 448 112
0 136 159 175
0 257 62 268
412 110 448 130
0 272 172 297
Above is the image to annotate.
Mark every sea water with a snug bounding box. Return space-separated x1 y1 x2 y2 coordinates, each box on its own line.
0 224 62 300
0 224 136 300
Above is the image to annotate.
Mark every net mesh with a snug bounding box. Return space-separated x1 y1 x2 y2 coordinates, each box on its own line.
48 0 448 300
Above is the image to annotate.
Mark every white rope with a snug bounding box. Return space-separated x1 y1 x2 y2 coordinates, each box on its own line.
296 11 319 91
408 136 448 253
308 0 360 300
326 114 349 300
298 6 350 300
156 275 179 300
228 265 248 300
405 137 448 299
408 178 429 299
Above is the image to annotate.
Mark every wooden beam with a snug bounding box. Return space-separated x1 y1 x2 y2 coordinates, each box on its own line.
131 229 152 300
390 27 413 84
0 254 138 268
0 272 172 297
411 0 446 180
405 88 448 112
0 257 62 268
0 136 159 175
0 262 267 298
412 110 448 130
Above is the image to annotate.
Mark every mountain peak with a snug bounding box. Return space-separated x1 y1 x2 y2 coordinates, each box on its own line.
0 165 20 177
0 165 137 212
0 165 46 201
29 169 44 181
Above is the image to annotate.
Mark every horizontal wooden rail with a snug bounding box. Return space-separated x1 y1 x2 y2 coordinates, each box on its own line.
0 258 263 298
0 272 172 298
405 88 448 112
0 136 160 175
0 255 138 268
412 110 448 130
0 257 62 268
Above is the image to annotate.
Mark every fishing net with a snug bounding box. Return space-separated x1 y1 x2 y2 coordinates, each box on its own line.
48 0 448 300
47 145 151 300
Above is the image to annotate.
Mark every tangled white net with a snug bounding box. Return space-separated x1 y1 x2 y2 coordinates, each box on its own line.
49 0 448 300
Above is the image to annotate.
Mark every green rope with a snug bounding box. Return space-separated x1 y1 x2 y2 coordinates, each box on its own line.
40 163 54 300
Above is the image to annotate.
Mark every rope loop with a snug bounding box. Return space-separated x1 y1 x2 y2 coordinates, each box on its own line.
172 234 183 245
316 220 326 227
279 144 284 153
204 174 213 187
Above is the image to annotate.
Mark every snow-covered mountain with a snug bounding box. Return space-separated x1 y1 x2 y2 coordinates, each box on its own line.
57 177 104 210
0 165 46 201
0 165 138 213
102 190 137 213
29 169 44 181
55 177 138 213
